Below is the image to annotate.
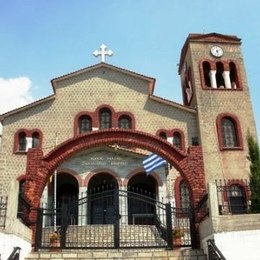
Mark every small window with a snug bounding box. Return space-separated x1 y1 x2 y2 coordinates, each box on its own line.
180 181 190 209
228 185 246 214
18 132 27 151
17 179 26 219
99 108 112 129
32 132 40 148
159 132 167 140
192 137 199 146
119 115 132 129
173 132 181 148
79 115 92 133
221 118 238 147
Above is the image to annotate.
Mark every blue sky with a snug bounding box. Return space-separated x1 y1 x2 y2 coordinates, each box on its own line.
0 0 259 141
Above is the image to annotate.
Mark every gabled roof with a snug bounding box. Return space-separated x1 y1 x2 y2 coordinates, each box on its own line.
51 62 156 95
178 32 241 74
0 95 55 120
0 63 156 119
149 95 196 114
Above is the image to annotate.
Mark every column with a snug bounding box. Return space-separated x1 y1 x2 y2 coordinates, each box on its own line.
119 185 128 225
209 70 217 88
78 186 87 225
222 71 231 89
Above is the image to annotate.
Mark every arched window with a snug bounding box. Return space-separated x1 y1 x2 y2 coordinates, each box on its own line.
79 115 92 133
203 61 211 87
216 62 225 88
99 108 112 129
17 179 26 219
119 115 132 129
229 62 238 89
180 181 190 209
18 132 27 151
228 184 246 214
173 132 181 148
221 117 238 147
32 132 40 148
159 132 167 140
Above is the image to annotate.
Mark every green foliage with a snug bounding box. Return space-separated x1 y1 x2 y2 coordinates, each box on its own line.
173 228 184 238
247 135 260 212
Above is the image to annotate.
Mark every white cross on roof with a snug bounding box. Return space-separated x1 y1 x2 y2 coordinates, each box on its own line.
93 44 113 62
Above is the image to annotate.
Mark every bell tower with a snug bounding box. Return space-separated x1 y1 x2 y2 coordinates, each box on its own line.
178 33 257 182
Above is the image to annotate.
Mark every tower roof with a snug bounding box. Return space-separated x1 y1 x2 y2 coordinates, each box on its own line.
178 32 241 74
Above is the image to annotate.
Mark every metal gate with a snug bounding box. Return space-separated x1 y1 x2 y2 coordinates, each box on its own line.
35 189 193 250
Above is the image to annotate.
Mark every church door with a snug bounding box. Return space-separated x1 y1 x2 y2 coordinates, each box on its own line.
56 173 79 225
127 173 157 225
88 173 118 224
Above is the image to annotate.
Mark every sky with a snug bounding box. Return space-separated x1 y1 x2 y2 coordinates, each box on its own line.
0 0 259 142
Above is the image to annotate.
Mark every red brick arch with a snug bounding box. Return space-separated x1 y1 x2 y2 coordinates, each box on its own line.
24 128 206 236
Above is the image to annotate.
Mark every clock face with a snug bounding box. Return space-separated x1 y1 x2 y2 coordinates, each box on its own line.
210 46 223 57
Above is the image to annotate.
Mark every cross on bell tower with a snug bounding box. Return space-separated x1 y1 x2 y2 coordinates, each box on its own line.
93 44 113 62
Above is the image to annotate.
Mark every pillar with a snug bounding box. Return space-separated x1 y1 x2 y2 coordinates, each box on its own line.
209 70 217 88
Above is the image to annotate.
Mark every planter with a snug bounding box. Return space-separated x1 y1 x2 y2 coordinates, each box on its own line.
50 240 61 252
173 238 182 247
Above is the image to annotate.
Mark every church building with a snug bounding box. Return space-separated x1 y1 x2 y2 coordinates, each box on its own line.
0 33 258 260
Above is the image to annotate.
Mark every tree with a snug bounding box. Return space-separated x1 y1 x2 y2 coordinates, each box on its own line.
247 135 260 212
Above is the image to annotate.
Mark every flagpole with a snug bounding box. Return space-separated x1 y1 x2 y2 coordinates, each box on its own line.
53 133 58 230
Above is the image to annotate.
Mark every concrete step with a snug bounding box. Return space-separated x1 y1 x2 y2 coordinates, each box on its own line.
25 248 207 260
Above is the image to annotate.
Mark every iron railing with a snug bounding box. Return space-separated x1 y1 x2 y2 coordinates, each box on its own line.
195 193 209 222
35 188 176 250
215 179 260 215
171 207 193 247
207 239 226 260
7 247 21 260
35 188 196 251
0 196 7 227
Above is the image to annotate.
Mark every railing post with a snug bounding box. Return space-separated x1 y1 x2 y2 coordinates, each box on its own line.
189 206 197 249
34 208 43 251
113 188 120 248
60 203 68 249
165 203 173 249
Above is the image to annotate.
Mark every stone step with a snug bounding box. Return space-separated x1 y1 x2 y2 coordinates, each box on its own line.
25 248 207 260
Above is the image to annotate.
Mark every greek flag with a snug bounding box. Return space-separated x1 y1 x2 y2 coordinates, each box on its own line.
142 153 167 175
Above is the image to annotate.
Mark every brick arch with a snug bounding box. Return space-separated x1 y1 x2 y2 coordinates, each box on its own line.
84 168 122 187
24 129 206 236
123 168 163 187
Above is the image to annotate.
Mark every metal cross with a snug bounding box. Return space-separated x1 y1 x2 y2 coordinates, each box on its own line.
93 44 113 62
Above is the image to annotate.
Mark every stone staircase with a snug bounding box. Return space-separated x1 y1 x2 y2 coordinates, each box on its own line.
25 248 207 260
31 225 207 259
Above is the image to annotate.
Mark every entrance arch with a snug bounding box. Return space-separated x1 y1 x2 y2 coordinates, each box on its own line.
24 129 206 232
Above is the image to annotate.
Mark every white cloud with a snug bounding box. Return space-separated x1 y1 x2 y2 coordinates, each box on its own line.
0 77 34 114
